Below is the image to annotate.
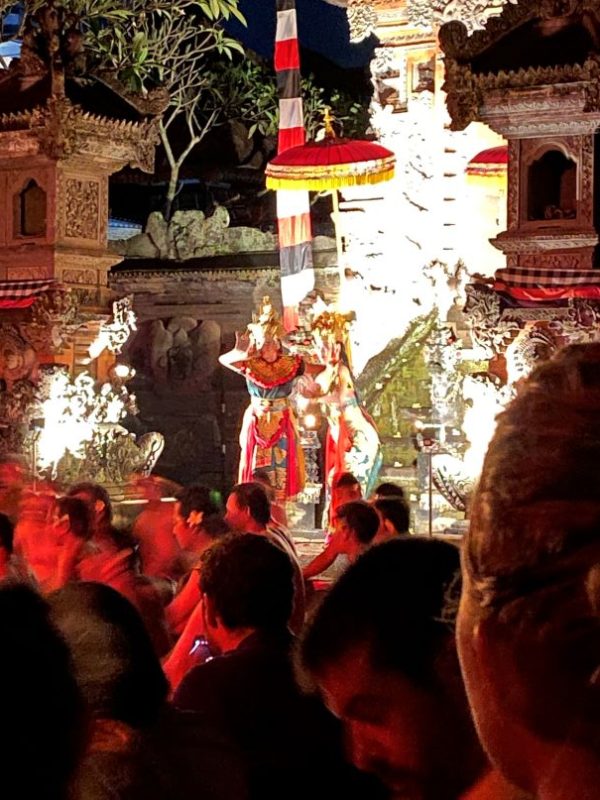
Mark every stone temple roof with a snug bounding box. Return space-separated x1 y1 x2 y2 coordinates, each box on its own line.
439 1 600 131
440 1 600 71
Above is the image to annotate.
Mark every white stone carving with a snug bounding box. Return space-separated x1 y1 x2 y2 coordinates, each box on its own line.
347 0 377 42
407 0 517 33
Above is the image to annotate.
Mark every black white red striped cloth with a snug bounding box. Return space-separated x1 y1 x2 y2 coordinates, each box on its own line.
275 0 314 330
0 278 56 308
495 266 600 287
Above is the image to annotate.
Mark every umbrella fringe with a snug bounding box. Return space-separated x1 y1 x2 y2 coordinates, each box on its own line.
266 167 396 191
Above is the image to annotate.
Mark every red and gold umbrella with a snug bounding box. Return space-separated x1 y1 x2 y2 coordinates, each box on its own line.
265 133 395 191
466 145 508 190
266 112 396 303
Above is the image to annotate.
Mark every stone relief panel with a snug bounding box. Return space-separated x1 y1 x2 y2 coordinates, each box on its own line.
5 266 51 281
144 412 222 488
122 315 225 486
64 178 100 240
128 317 222 397
517 253 583 270
61 268 99 285
0 325 39 390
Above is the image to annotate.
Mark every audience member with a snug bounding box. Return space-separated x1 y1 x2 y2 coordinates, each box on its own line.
49 582 248 800
172 485 225 573
458 343 600 800
67 482 134 553
165 483 304 688
166 484 229 636
372 481 406 500
331 471 362 510
175 534 384 800
225 482 304 629
50 495 139 602
49 496 170 654
226 481 296 555
372 496 410 543
252 468 288 529
298 538 526 800
130 475 180 580
0 457 25 522
13 489 58 590
0 583 83 799
302 500 379 580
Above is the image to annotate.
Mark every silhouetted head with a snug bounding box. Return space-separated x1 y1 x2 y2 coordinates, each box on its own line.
225 482 271 532
299 538 483 800
334 500 379 548
372 481 405 500
200 533 294 636
373 497 410 540
49 582 168 729
173 484 224 549
68 482 112 525
0 584 83 799
459 343 600 794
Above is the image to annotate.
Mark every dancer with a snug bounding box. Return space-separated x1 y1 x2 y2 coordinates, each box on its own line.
300 309 381 503
220 297 305 502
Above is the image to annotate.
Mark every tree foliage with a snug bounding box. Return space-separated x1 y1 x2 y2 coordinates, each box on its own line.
1 1 249 217
1 2 371 219
222 58 371 142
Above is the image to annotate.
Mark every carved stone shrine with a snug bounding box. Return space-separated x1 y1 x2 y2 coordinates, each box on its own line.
0 2 166 482
440 0 600 382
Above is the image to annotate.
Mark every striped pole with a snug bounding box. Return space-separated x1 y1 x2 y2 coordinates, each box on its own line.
274 0 314 331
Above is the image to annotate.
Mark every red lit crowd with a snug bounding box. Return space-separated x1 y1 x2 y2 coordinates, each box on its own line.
1 343 600 800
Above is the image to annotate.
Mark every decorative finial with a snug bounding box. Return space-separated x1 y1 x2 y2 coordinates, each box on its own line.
323 107 336 139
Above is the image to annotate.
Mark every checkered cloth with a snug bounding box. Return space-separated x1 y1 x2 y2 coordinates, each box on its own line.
0 278 56 308
495 267 600 287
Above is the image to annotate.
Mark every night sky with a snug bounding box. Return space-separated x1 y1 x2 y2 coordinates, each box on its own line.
225 0 376 68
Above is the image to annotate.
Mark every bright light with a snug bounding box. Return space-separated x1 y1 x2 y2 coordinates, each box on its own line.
37 370 128 475
114 363 132 379
462 376 508 479
304 413 318 430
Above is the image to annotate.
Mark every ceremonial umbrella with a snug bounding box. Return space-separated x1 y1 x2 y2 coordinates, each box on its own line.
466 145 508 189
265 111 396 286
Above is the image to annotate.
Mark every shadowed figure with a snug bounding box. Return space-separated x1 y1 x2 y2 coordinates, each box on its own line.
458 343 600 800
0 583 83 799
298 538 528 800
175 533 385 800
49 582 248 800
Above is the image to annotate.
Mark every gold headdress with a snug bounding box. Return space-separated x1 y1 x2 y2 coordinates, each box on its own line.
247 296 285 346
312 309 354 345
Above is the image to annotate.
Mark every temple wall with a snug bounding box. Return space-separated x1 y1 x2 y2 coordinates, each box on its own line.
110 251 338 490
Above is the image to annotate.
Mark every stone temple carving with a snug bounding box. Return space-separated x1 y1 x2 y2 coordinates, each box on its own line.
0 1 167 488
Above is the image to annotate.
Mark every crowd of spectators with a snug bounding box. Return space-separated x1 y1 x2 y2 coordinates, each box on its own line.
1 343 598 800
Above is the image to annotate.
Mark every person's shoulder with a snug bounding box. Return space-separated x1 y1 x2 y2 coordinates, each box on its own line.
266 522 298 556
174 652 239 705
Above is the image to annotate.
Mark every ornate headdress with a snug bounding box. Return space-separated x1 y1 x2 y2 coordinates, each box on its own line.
312 308 354 345
283 297 355 365
247 296 285 346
